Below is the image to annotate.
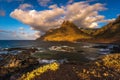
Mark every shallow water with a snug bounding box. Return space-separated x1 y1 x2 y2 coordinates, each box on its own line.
0 40 120 61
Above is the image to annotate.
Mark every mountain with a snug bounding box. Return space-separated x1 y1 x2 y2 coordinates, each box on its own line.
79 16 120 43
37 16 120 43
90 16 120 43
38 21 91 42
94 16 120 37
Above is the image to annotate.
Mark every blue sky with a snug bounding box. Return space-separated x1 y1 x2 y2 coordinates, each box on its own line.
0 0 120 40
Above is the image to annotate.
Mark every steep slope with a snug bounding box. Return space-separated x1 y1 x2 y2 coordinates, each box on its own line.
81 28 98 36
79 16 120 43
94 16 120 38
39 21 91 42
90 16 120 43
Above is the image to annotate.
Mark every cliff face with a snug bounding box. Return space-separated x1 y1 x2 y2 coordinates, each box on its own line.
38 21 91 42
37 16 120 43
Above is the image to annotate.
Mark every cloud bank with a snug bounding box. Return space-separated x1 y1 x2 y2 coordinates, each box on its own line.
10 1 110 35
19 3 33 10
0 28 40 40
37 0 51 6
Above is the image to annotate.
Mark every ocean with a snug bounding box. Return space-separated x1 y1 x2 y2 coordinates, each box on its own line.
0 40 120 57
0 40 82 48
0 40 42 48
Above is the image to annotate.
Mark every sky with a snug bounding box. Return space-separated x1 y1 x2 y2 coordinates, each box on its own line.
0 0 120 40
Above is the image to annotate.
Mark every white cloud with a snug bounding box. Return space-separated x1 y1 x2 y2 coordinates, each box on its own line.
89 22 98 28
19 27 24 30
0 29 40 40
10 1 109 36
64 2 106 28
10 5 64 31
101 18 115 23
17 27 41 40
18 31 40 40
37 0 51 6
19 3 33 10
34 31 41 38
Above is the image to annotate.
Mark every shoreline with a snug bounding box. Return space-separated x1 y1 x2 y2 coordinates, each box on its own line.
0 42 120 80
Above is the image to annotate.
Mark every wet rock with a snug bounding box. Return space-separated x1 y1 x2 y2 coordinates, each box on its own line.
4 56 21 68
77 54 120 80
0 51 39 80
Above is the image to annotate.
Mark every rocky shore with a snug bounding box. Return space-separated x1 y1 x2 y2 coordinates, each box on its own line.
0 46 120 80
0 48 40 80
36 54 120 80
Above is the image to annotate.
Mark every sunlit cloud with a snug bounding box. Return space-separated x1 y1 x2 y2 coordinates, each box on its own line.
37 0 51 6
0 28 40 40
101 18 115 23
11 1 112 37
11 4 64 32
19 27 24 30
19 3 33 10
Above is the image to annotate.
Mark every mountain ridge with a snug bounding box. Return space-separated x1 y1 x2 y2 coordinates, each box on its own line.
37 16 120 43
38 21 91 42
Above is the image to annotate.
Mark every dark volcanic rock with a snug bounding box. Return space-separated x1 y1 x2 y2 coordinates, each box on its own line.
0 50 39 80
34 64 79 80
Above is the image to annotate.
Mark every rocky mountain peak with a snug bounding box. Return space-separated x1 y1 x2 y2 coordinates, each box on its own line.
62 20 72 24
37 20 91 42
61 20 76 28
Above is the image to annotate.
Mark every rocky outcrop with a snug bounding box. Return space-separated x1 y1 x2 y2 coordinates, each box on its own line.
0 48 39 80
19 54 120 80
77 54 120 80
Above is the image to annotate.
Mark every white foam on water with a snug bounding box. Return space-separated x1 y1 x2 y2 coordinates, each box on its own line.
49 46 75 52
0 51 8 54
37 58 68 64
